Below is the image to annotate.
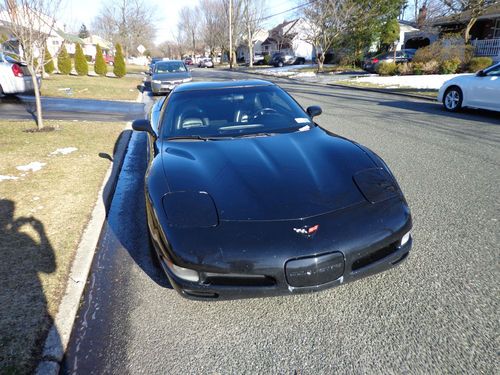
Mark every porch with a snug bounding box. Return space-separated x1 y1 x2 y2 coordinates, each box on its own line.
471 38 500 61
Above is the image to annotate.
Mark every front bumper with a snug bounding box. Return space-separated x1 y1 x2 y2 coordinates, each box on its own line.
148 197 412 301
151 81 176 94
154 237 411 300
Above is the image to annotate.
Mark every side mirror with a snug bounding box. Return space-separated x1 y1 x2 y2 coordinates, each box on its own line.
306 105 322 119
132 119 155 137
476 70 486 77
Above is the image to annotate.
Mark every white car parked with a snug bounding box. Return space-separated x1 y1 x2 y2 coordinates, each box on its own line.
438 62 500 112
0 52 39 97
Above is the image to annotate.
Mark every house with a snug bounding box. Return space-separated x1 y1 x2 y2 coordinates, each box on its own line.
397 20 421 50
236 29 269 62
260 19 314 60
432 3 500 61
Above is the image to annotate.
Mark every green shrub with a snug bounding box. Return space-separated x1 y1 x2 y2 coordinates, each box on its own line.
113 43 126 78
94 44 107 76
263 54 271 65
376 61 398 76
74 43 88 76
57 45 72 75
468 57 493 72
413 37 474 67
439 57 461 74
44 49 55 74
396 62 412 75
412 62 424 75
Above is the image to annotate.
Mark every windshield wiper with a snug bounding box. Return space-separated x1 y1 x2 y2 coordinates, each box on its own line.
238 132 280 138
166 135 210 141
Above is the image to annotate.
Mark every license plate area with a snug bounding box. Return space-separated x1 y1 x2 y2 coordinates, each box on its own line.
285 252 344 287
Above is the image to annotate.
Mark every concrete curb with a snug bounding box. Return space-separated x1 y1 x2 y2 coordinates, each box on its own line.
35 91 143 374
237 68 437 102
327 83 438 102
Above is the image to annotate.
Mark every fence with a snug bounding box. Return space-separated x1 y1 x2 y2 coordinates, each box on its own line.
472 38 500 58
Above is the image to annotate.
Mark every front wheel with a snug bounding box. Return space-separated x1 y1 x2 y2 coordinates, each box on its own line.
443 86 463 112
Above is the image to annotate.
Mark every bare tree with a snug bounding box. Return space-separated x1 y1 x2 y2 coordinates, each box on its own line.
242 0 266 67
222 0 243 67
301 0 355 72
442 0 493 42
92 0 157 57
199 0 223 58
178 6 199 58
1 0 63 130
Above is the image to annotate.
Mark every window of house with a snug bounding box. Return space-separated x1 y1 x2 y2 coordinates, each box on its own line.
52 40 59 45
494 19 500 38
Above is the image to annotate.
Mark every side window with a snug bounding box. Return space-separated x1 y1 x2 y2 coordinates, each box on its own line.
486 67 500 76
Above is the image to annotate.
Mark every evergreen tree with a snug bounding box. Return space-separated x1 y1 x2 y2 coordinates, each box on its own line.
74 43 88 76
380 19 400 59
113 43 126 78
79 24 90 39
94 44 107 76
57 45 72 74
44 48 55 74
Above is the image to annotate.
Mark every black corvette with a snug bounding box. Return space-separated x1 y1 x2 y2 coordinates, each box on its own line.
132 80 412 300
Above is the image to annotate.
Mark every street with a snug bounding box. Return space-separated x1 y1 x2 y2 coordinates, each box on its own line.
0 95 144 122
62 68 499 374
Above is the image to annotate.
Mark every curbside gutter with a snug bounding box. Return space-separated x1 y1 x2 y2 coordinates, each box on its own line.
35 91 143 375
238 67 438 102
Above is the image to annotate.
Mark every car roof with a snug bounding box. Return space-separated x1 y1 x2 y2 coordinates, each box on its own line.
173 79 275 93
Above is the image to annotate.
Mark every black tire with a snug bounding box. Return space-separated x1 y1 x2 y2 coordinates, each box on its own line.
443 86 463 112
0 84 4 98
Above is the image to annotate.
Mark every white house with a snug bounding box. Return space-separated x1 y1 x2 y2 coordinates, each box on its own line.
260 19 315 60
237 29 269 62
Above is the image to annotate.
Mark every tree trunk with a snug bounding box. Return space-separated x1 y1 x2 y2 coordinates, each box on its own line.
318 53 325 73
464 17 477 44
29 67 44 130
248 42 253 67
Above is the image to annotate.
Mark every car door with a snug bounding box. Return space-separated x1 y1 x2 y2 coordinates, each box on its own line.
481 64 500 111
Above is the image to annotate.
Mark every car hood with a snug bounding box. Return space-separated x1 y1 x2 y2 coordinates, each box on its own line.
152 72 191 81
161 127 378 221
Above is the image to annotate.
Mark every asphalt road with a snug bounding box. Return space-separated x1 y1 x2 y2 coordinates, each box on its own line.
62 68 500 374
0 95 144 121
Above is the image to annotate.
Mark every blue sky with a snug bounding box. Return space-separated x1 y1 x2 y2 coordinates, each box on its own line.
62 0 298 44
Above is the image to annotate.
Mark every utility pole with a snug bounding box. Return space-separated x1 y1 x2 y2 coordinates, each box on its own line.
229 0 233 69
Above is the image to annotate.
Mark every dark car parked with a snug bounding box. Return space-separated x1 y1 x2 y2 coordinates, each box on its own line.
363 49 417 73
271 51 306 67
132 79 413 300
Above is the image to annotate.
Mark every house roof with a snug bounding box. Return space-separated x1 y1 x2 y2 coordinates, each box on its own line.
433 3 500 26
56 29 84 44
262 19 300 46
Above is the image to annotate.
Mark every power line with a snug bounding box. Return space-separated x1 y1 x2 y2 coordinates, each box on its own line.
261 0 319 21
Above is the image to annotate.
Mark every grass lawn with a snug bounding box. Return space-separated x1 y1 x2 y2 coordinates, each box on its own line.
332 80 439 98
0 120 126 374
41 74 143 101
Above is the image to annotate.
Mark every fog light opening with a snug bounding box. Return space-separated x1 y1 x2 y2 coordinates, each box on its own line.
165 259 199 282
400 231 411 247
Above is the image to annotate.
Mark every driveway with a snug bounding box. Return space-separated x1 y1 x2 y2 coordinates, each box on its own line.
0 95 144 122
62 68 499 374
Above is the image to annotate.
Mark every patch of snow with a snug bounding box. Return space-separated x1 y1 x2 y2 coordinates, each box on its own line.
293 71 316 78
0 175 19 181
50 147 78 155
16 162 46 172
353 73 472 90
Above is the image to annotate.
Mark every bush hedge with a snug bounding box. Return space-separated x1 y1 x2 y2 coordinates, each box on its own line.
468 57 493 72
439 58 461 74
377 62 397 76
74 43 88 76
57 45 71 75
94 44 107 76
44 49 55 74
263 54 271 65
113 43 126 78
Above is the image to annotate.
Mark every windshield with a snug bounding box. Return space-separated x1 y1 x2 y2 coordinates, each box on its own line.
155 61 187 73
162 85 313 139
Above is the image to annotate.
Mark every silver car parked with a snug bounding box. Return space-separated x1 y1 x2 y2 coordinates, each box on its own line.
150 60 192 96
0 52 40 97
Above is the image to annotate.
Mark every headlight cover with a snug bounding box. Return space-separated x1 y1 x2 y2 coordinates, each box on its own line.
353 168 400 204
152 79 161 84
182 77 192 83
162 191 219 228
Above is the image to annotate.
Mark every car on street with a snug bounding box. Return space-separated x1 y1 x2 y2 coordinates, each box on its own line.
184 57 193 66
363 49 417 73
438 62 500 112
150 60 192 95
198 57 214 68
271 51 306 67
149 57 163 75
132 79 413 300
0 52 40 97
